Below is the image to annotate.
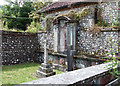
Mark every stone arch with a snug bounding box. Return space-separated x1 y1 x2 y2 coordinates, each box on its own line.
53 15 77 53
53 16 71 24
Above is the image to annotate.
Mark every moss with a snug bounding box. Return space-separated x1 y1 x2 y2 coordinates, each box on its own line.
88 25 101 38
63 10 77 19
62 64 67 68
45 7 94 32
81 27 87 32
46 16 55 32
2 28 25 32
26 20 44 33
61 7 94 21
102 50 105 55
48 60 53 66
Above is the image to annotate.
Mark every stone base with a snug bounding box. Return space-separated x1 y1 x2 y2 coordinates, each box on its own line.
36 63 56 78
53 64 66 72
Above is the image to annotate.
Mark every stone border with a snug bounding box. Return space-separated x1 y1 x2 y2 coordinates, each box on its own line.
19 62 117 85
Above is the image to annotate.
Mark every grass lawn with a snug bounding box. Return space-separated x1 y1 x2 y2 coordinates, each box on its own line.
2 62 63 85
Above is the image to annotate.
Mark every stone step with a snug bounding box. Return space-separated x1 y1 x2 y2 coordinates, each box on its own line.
36 70 56 78
41 63 52 68
39 66 53 73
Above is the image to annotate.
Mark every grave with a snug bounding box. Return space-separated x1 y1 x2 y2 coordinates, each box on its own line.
36 40 55 78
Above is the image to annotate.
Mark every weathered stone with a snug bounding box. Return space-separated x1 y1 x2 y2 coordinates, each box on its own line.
22 62 119 85
36 70 56 78
1 30 43 65
36 40 55 78
39 66 53 73
67 45 73 71
41 63 51 68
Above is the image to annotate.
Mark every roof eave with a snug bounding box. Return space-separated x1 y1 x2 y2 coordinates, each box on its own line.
37 2 99 14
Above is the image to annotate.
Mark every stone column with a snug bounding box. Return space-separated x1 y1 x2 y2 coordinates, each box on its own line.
36 39 55 78
67 45 73 71
67 44 77 71
118 30 120 56
44 40 48 64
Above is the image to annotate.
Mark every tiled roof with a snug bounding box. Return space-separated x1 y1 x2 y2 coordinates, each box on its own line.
37 2 73 14
37 1 98 14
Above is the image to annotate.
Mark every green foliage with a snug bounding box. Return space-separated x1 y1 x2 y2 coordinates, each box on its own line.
48 60 53 66
26 1 52 32
46 16 55 32
1 1 34 30
45 7 94 32
105 37 120 78
3 28 25 32
25 20 45 33
1 1 52 31
105 55 120 78
62 64 67 68
57 7 94 21
97 18 104 27
53 69 63 75
29 1 52 20
2 20 25 32
75 7 94 20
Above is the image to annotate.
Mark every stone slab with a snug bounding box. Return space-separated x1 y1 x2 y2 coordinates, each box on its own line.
36 70 56 78
39 66 53 73
22 62 114 84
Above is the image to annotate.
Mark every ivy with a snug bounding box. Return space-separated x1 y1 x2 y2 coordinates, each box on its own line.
45 7 94 32
105 37 120 78
45 16 55 32
26 20 45 33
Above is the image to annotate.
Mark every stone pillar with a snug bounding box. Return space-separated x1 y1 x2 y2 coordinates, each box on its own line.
53 25 58 52
44 40 48 64
36 40 55 78
67 45 73 71
118 30 120 56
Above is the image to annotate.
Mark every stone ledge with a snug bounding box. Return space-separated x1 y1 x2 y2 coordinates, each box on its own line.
36 70 56 78
20 62 116 85
74 55 106 62
53 64 66 72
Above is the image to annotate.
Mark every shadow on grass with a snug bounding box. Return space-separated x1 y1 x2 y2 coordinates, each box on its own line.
2 62 41 72
2 84 17 86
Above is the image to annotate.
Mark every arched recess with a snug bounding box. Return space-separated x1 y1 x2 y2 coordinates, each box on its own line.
53 16 78 54
53 16 71 24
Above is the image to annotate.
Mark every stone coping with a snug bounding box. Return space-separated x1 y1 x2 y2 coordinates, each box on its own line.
74 55 106 62
0 30 46 34
20 62 112 85
36 50 106 62
100 27 120 32
37 50 67 57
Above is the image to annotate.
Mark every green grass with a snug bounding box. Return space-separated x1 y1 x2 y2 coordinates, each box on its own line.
53 69 63 74
2 62 63 85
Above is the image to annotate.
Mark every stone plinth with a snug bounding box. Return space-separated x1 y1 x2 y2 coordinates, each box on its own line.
36 39 55 78
36 63 56 78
